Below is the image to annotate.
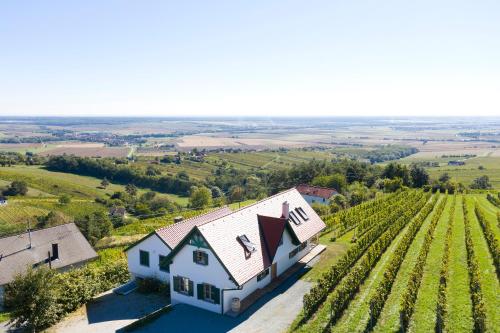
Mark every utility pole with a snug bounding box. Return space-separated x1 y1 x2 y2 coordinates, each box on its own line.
27 220 32 249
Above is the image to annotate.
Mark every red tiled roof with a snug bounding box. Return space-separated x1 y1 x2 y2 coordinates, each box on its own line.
155 207 232 249
295 184 338 199
258 215 287 266
196 188 326 285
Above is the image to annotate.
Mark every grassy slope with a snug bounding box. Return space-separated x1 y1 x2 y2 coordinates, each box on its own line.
446 195 474 332
331 211 413 332
0 165 124 198
373 195 443 332
408 196 451 333
300 229 353 283
464 197 500 331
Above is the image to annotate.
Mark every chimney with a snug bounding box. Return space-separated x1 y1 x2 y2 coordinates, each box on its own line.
282 201 289 219
51 243 59 260
174 216 184 223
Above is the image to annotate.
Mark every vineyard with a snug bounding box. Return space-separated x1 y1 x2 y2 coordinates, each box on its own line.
290 191 500 333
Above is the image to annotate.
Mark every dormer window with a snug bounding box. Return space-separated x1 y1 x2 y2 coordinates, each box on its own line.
238 235 257 254
289 211 301 225
295 207 309 221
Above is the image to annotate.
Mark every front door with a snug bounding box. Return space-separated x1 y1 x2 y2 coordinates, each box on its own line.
271 263 277 281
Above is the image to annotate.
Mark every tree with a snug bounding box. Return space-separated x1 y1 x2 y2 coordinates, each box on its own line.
410 164 429 188
470 175 492 189
100 177 110 188
189 186 212 209
438 173 451 183
382 163 411 186
125 184 138 196
3 180 28 196
211 186 224 198
58 194 71 205
7 267 60 330
146 165 161 176
37 211 69 228
76 211 113 245
312 173 347 193
229 185 245 203
311 202 330 216
383 177 404 192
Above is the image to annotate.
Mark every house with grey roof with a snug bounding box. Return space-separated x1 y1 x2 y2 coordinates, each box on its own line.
125 188 326 315
0 223 98 310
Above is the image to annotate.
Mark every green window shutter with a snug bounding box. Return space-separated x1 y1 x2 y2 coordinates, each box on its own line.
140 250 149 267
212 286 220 304
173 276 180 292
188 280 194 296
203 252 209 265
197 284 204 300
193 251 197 263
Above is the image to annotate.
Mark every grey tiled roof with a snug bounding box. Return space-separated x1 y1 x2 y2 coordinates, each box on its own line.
0 223 97 285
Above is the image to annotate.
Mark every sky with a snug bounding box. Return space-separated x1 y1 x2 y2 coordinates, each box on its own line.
1 0 499 117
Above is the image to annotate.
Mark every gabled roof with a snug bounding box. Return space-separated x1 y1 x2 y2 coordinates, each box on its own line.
155 206 232 249
167 188 326 286
0 223 97 285
296 184 338 199
258 215 286 266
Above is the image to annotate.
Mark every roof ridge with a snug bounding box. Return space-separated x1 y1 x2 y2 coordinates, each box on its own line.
155 206 231 232
0 222 76 240
226 188 296 216
297 184 336 191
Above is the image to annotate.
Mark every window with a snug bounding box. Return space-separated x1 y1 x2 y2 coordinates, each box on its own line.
159 255 170 272
197 283 220 304
173 276 193 296
139 250 150 267
289 211 301 225
289 247 299 259
295 207 309 221
257 268 269 281
193 250 208 265
238 235 257 253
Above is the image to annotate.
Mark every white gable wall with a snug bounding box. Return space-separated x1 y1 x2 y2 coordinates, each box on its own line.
170 243 236 313
126 234 171 281
300 194 330 205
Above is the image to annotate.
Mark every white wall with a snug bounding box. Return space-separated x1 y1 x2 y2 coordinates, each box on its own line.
169 229 313 315
126 234 171 282
301 194 329 205
169 243 236 313
223 229 310 314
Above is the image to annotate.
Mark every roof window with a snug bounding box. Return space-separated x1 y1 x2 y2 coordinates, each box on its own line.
289 211 301 225
295 207 309 221
238 235 257 253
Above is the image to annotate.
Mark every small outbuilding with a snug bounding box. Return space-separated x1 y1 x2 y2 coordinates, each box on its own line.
295 184 338 205
0 223 98 310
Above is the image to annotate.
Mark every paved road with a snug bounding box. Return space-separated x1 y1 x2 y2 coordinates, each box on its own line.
133 264 314 333
51 289 168 333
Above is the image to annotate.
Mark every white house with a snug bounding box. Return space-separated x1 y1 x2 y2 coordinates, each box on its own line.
125 188 326 315
296 184 338 205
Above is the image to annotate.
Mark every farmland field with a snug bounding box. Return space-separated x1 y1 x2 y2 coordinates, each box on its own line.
289 191 500 333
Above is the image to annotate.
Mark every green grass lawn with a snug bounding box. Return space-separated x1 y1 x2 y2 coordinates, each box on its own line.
464 197 500 331
300 229 353 283
446 195 474 332
408 196 451 333
374 195 444 332
0 165 126 198
0 311 10 323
